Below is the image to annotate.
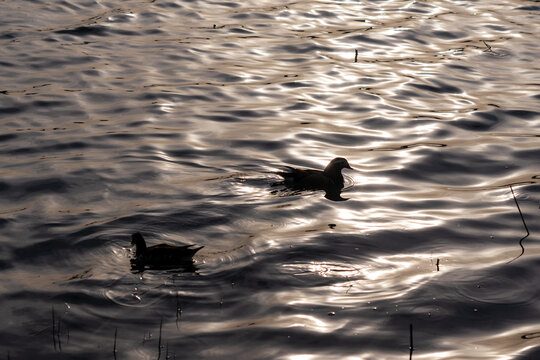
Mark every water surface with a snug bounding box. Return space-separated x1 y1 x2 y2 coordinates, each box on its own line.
1 0 540 359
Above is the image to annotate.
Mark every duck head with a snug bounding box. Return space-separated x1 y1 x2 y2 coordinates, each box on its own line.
131 232 147 257
322 157 352 190
323 157 352 174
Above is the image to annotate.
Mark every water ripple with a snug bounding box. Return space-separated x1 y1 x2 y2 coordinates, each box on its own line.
1 0 539 359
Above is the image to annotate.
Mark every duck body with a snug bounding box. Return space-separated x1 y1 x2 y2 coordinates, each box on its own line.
277 157 352 190
130 232 203 270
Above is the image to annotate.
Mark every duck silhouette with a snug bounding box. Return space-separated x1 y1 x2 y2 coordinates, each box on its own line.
275 157 352 201
130 232 203 271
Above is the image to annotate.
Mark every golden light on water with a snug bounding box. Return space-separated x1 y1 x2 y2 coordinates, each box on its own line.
287 355 316 360
2 0 538 358
336 206 445 233
287 314 338 333
158 103 174 113
283 262 361 279
281 251 446 308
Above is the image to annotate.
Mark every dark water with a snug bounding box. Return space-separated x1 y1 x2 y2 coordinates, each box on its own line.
1 0 540 359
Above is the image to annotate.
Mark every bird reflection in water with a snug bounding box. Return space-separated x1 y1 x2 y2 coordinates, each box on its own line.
130 232 203 272
273 157 353 201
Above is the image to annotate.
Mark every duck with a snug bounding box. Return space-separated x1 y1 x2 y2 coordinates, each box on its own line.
275 157 352 201
130 232 203 270
276 157 352 189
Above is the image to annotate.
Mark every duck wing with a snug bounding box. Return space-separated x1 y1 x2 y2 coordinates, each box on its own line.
147 244 199 251
277 167 322 182
135 243 203 266
278 166 340 189
170 244 204 257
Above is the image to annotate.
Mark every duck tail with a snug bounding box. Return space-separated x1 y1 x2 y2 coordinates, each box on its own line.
189 245 204 254
276 166 300 180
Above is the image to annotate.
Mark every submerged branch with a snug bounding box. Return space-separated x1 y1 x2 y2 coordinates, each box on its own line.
507 185 530 264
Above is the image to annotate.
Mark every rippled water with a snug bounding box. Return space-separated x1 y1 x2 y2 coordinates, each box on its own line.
1 0 540 359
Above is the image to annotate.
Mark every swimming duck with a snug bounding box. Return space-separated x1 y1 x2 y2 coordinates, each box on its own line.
275 157 352 201
276 157 352 189
130 232 203 270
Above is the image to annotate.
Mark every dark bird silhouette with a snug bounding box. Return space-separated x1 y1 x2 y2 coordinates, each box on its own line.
275 157 352 200
130 232 203 271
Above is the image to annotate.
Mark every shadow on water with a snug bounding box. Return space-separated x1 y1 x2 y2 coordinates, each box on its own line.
130 261 200 274
270 181 348 202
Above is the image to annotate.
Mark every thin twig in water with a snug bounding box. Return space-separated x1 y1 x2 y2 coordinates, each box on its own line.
507 185 530 264
482 40 492 52
57 313 62 351
354 49 358 62
175 292 181 330
142 330 151 344
436 258 440 272
113 328 118 360
157 318 163 360
409 323 414 360
52 306 57 351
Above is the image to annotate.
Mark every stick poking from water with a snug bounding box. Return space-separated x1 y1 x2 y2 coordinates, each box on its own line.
52 306 57 351
113 328 118 360
507 185 530 263
354 49 358 63
57 313 62 351
409 323 414 360
157 318 163 360
176 292 181 330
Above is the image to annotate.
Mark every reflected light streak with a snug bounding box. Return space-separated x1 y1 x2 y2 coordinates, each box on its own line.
287 356 316 360
363 253 443 282
186 313 343 335
348 174 388 186
288 354 394 360
335 207 444 232
229 181 264 197
411 122 441 135
283 262 362 279
153 150 180 171
288 314 335 333
158 103 174 113
108 13 136 22
437 324 540 360
282 252 446 306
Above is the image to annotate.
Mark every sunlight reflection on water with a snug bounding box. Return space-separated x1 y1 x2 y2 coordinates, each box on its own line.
0 0 539 359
